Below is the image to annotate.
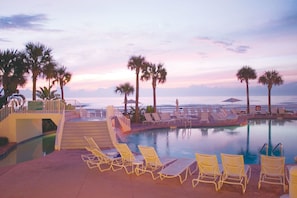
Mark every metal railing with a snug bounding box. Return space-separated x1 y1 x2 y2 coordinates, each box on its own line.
272 142 284 156
259 143 268 155
259 142 284 157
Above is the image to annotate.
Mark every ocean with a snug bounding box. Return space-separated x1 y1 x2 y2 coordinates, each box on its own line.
66 95 297 111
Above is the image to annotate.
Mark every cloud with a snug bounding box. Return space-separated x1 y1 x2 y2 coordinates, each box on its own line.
0 14 47 30
226 45 250 53
0 38 10 42
195 36 250 54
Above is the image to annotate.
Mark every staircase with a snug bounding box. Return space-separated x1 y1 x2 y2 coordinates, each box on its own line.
60 120 114 149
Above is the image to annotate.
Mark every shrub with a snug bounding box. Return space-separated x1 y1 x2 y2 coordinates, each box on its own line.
0 137 9 146
42 119 57 132
146 105 154 113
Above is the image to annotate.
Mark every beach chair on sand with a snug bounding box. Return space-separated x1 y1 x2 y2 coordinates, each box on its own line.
114 143 144 174
86 148 122 172
192 153 223 191
158 158 197 184
220 153 251 194
136 145 176 180
258 155 287 192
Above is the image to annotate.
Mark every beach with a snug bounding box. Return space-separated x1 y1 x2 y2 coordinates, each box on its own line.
67 95 297 111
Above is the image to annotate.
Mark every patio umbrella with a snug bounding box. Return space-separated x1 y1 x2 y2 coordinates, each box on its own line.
126 99 142 104
222 97 241 103
175 98 179 112
127 99 136 104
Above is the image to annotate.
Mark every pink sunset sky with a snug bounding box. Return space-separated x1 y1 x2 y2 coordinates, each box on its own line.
1 0 297 97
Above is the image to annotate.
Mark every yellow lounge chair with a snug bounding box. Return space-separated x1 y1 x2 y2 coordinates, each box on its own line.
114 143 144 174
192 153 222 191
136 145 176 180
81 146 97 163
220 153 251 194
159 158 197 184
258 155 287 192
84 136 99 149
81 136 101 163
83 136 118 155
86 148 122 172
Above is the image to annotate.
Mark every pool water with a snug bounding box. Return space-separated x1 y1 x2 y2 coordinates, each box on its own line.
122 119 297 164
0 133 55 167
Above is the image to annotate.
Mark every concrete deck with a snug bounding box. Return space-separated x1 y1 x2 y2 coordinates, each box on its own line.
0 149 289 198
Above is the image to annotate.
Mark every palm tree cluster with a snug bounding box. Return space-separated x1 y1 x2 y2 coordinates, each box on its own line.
236 66 284 115
0 42 72 108
115 55 167 123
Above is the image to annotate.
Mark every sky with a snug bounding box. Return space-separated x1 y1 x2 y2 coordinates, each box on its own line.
1 0 297 98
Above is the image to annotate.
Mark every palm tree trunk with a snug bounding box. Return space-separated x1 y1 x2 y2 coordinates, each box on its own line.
268 88 271 114
246 81 250 114
153 86 157 113
32 76 37 100
135 71 140 123
61 87 64 100
124 94 127 114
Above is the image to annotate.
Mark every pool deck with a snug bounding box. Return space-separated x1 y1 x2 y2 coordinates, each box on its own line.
0 149 292 198
0 114 296 197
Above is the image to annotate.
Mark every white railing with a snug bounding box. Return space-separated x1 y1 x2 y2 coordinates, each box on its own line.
0 100 66 123
113 107 131 132
55 109 65 150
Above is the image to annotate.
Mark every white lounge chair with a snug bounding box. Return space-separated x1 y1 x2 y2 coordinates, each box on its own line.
200 112 210 123
143 113 156 124
159 112 176 124
159 158 197 184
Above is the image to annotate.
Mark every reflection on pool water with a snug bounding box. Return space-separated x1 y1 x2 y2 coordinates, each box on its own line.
0 133 55 167
122 119 297 164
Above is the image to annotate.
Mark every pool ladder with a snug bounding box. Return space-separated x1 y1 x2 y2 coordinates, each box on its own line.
259 142 284 157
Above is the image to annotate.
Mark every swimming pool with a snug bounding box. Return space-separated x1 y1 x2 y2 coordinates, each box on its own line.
0 133 55 167
122 119 297 164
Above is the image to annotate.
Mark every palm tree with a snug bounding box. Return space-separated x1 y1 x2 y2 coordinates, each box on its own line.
24 42 54 101
127 55 146 123
52 66 72 100
43 62 57 90
258 70 284 114
36 86 57 100
0 49 28 107
141 62 167 112
115 82 134 115
236 66 257 114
